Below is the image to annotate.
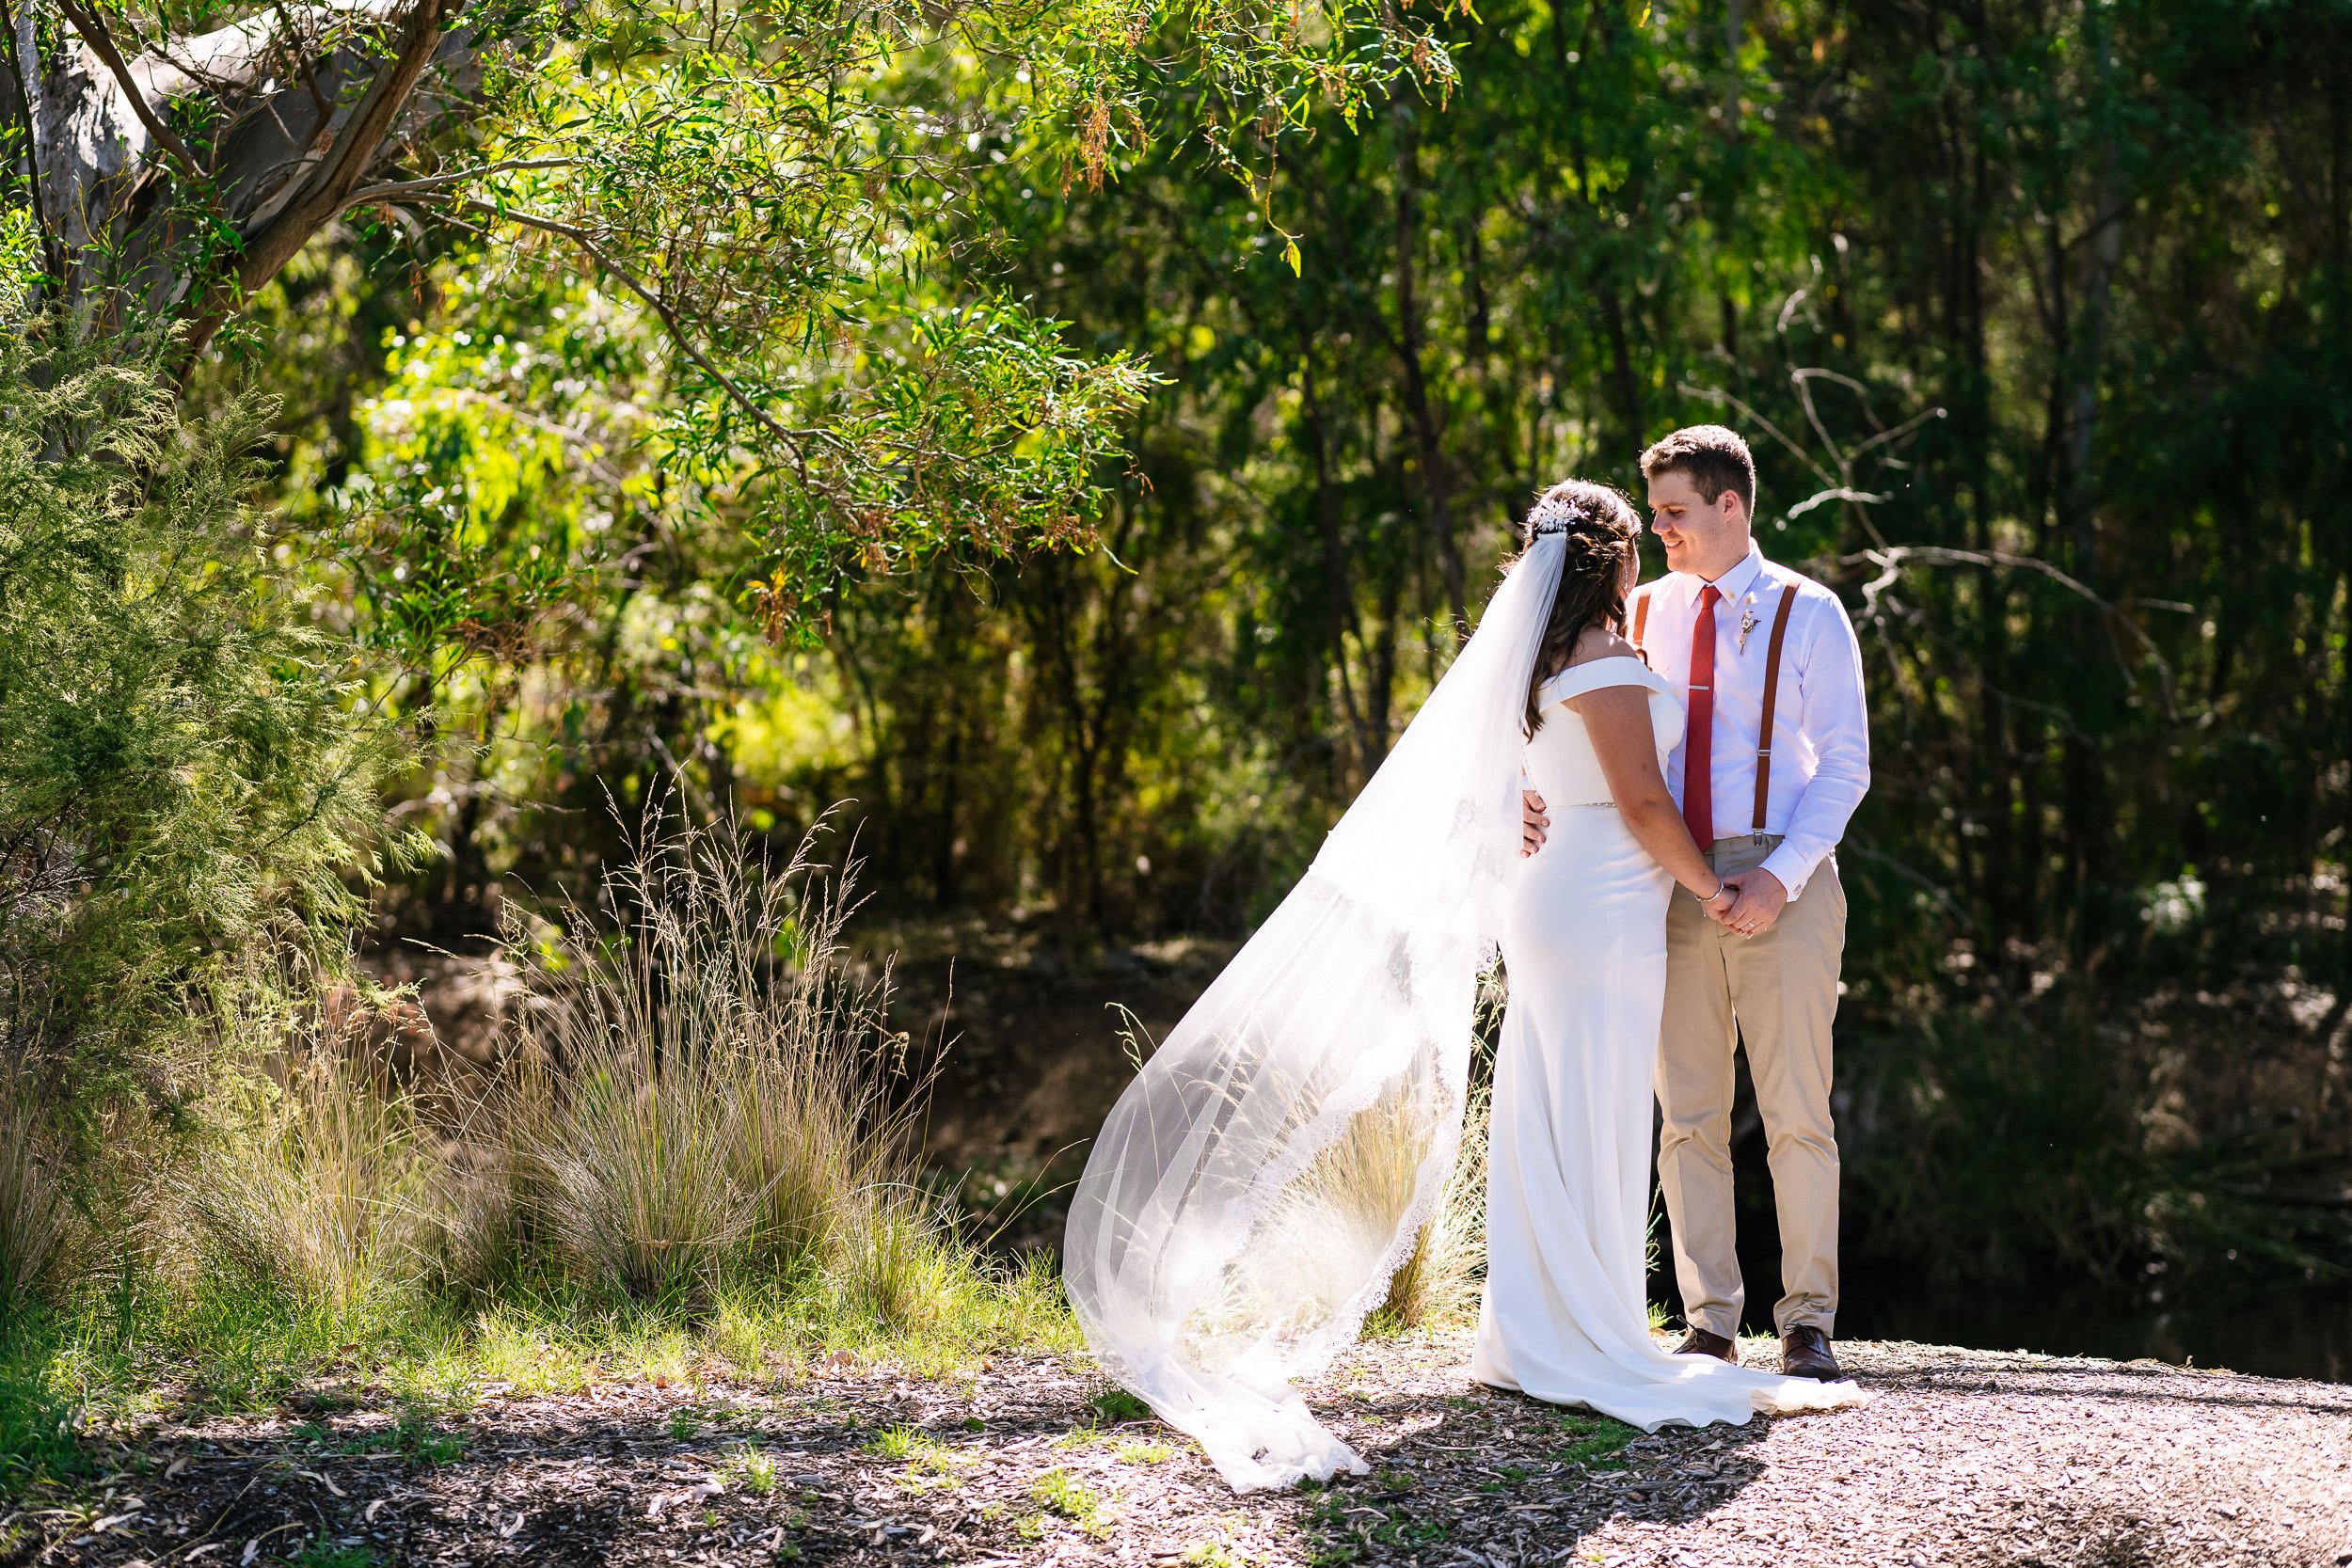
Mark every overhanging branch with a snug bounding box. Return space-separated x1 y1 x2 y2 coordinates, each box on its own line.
50 0 204 174
423 193 829 461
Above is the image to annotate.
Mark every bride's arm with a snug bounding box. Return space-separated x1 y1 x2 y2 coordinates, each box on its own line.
1571 686 1734 914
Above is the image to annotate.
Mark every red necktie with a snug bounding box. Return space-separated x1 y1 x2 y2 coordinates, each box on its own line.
1683 585 1721 847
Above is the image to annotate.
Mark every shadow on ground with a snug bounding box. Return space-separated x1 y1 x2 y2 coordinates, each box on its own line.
0 1337 1777 1568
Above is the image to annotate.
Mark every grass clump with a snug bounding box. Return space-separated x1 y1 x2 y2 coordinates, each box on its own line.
1030 1465 1109 1537
0 1074 78 1319
0 809 1083 1488
1368 1081 1490 1335
1182 1544 1246 1568
489 811 936 1309
868 1423 961 1485
1302 1473 1453 1564
1553 1413 1636 1468
1052 1422 1112 1450
1082 1385 1152 1425
725 1443 778 1496
389 1405 467 1468
865 1423 927 1461
177 1045 434 1320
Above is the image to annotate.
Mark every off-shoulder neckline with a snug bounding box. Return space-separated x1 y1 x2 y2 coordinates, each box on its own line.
1535 656 1672 709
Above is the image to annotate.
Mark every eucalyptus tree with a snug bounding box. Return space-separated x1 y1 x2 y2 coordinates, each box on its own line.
1 0 1461 612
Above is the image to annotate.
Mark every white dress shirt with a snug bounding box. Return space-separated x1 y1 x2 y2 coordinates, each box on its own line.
1634 542 1870 900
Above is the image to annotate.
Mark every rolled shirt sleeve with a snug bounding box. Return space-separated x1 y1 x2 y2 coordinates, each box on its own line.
1759 589 1871 900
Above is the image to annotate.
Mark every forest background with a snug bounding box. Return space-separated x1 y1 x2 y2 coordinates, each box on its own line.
4 0 2349 1465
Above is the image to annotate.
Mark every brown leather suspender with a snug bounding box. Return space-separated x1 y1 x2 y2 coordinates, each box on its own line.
1630 589 1651 651
1751 578 1801 832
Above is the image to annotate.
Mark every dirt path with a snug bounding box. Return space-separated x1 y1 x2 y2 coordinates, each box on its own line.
10 1331 2348 1568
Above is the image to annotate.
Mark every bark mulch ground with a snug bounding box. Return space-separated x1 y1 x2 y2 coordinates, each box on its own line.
8 1331 2347 1568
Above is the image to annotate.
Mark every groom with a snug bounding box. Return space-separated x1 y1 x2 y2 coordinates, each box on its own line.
1522 425 1870 1382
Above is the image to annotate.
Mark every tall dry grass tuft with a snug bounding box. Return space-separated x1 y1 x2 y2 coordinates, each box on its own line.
1375 1080 1490 1332
0 1069 79 1314
178 1047 429 1316
498 808 949 1315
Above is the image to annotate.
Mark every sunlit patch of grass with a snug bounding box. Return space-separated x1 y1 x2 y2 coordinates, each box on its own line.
0 822 1097 1483
1114 1438 1171 1465
725 1442 778 1496
1182 1544 1246 1568
0 1317 86 1489
1031 1466 1110 1537
466 1311 598 1396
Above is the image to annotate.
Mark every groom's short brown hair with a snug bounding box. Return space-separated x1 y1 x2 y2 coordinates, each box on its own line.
1640 424 1756 517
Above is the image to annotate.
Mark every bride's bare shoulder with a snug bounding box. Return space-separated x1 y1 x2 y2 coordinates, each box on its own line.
1565 626 1639 667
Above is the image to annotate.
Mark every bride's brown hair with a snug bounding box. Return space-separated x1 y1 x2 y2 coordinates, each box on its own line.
1513 479 1642 736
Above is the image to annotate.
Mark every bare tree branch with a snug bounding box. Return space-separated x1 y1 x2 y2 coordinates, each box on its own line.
1832 544 2179 719
342 157 574 206
283 0 446 214
1785 485 1890 519
1677 379 1837 491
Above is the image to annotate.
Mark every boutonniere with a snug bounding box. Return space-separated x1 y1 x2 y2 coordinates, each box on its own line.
1738 594 1760 656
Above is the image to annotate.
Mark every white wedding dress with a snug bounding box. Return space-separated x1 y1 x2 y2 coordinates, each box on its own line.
1470 654 1859 1426
1065 531 1857 1495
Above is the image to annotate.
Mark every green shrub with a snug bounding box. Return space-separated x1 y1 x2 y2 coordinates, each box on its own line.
0 320 411 1109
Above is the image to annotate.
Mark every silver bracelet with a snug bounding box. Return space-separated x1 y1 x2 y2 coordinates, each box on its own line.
1692 879 1728 905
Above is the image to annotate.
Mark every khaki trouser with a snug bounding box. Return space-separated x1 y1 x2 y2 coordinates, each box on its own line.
1656 835 1846 1339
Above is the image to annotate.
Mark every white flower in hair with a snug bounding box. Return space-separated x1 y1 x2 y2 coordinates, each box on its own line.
1527 494 1587 536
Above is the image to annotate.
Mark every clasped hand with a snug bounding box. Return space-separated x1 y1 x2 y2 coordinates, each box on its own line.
1710 868 1788 938
1520 787 1788 938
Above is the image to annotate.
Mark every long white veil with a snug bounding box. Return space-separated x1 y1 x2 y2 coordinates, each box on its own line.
1062 530 1567 1491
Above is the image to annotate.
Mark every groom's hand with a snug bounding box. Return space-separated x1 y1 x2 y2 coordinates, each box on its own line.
1520 789 1549 857
1723 869 1789 937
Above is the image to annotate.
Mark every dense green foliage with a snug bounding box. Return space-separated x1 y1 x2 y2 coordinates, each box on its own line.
3 0 1457 623
0 328 404 1098
297 0 2348 1291
0 0 2343 1395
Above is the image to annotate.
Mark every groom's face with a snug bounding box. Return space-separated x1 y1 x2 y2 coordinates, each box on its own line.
1645 470 1744 578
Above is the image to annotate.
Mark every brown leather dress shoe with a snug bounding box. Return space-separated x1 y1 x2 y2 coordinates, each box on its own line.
1672 1327 1739 1364
1779 1325 1843 1381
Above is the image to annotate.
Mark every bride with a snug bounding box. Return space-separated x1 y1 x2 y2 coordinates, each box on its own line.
1062 480 1864 1493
